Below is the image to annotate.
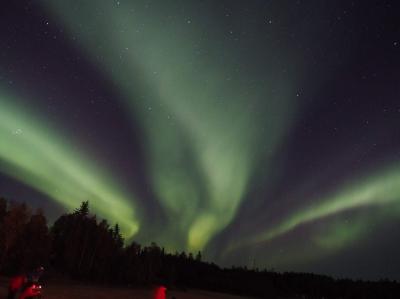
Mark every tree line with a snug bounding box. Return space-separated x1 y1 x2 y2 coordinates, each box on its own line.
0 197 399 298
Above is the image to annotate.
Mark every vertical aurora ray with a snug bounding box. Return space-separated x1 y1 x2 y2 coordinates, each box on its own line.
41 0 299 250
0 90 139 237
1 0 399 280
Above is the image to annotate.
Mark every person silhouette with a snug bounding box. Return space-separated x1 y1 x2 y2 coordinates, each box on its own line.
154 286 167 299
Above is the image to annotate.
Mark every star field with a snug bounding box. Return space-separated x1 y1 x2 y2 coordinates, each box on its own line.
1 0 400 280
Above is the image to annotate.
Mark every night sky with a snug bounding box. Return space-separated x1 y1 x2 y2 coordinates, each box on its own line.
1 0 400 280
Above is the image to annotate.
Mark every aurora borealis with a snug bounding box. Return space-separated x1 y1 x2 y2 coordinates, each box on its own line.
0 89 139 237
1 0 400 280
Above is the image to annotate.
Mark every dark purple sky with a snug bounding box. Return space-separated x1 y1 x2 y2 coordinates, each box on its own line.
1 0 400 280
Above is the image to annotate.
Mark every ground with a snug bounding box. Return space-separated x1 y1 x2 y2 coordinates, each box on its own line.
0 277 255 299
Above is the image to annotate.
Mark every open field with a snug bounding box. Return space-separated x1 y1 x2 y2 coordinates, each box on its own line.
0 278 256 299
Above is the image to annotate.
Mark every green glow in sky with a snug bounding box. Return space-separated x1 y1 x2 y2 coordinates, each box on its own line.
0 90 139 237
42 0 297 251
2 1 400 280
227 165 400 255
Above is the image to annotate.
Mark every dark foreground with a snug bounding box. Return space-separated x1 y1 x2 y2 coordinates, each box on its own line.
2 201 399 298
0 278 256 299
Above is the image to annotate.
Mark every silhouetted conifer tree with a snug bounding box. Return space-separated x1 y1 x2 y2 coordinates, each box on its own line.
1 198 400 299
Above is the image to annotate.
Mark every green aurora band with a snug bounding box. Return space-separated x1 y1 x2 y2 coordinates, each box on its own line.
0 90 139 237
1 0 395 269
42 0 298 251
225 164 400 265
